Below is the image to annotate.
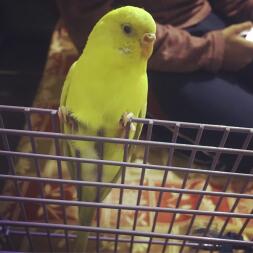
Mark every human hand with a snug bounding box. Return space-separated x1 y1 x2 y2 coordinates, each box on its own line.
222 22 253 71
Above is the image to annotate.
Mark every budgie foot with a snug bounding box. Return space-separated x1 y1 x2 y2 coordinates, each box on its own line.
118 112 136 138
58 106 78 132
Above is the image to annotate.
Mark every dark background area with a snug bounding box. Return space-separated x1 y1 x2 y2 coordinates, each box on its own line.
0 0 59 184
0 0 59 106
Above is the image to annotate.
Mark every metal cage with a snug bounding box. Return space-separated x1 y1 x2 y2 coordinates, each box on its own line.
0 105 253 253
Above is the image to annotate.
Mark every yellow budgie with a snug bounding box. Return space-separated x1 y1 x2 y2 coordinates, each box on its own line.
59 6 156 252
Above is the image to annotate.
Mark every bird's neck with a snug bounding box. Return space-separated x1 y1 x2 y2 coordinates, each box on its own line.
77 52 147 84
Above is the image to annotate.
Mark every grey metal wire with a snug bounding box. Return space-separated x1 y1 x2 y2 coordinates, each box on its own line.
0 105 253 253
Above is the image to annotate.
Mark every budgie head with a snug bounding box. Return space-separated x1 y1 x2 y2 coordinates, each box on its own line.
84 6 156 66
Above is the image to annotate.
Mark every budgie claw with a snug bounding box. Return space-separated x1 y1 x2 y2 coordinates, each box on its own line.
119 112 136 132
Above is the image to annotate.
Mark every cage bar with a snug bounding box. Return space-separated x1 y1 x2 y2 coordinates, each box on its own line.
0 105 253 253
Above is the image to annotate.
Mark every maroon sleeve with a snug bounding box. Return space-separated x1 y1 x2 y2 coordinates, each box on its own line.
210 0 253 21
149 23 225 73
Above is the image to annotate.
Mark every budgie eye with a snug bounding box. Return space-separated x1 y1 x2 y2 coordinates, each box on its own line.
122 24 133 35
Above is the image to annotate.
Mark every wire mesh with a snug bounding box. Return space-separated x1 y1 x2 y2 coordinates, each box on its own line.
0 105 253 253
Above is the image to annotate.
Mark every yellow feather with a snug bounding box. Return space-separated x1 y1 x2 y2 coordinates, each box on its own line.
62 6 155 133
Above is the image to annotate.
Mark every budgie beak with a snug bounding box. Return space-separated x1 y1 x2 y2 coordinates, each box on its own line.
140 33 156 58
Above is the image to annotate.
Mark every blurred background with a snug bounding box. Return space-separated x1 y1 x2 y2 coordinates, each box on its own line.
0 0 59 180
0 0 59 107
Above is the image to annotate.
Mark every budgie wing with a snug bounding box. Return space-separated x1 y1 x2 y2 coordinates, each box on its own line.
59 61 80 181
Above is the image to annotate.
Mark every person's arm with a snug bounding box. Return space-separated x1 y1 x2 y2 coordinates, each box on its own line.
150 21 253 73
56 0 113 52
56 0 226 73
56 0 253 73
209 0 253 22
149 23 225 73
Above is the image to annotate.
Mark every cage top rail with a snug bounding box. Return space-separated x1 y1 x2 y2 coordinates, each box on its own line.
1 128 253 158
1 104 253 133
0 104 58 114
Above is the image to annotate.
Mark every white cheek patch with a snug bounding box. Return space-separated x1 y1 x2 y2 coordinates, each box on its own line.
118 47 132 54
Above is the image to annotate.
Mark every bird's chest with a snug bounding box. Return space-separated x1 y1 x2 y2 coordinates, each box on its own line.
71 69 146 134
90 87 142 131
